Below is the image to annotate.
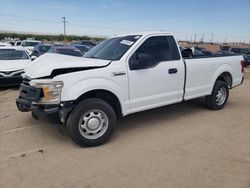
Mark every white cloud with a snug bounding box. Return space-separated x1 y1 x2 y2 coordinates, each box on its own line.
27 3 84 11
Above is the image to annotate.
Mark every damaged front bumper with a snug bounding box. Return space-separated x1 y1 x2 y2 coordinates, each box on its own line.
16 83 73 124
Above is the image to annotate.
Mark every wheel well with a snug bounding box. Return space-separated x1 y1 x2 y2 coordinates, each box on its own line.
75 90 123 117
216 72 232 88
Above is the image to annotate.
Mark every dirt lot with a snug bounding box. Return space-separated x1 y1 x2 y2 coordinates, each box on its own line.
0 74 250 188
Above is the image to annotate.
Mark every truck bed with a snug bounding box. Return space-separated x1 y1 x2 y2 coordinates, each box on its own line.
183 53 241 59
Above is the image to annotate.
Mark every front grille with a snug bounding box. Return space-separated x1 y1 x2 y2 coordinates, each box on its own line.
19 83 42 102
0 70 24 77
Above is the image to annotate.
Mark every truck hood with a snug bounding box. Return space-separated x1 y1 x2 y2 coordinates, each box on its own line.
0 59 31 72
24 53 111 79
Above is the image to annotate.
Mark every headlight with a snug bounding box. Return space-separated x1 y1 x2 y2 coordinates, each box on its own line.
29 79 63 104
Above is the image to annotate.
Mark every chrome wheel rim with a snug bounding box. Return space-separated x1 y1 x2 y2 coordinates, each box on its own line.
78 109 109 140
216 87 227 106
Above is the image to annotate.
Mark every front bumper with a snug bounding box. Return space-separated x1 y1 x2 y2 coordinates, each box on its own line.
16 83 73 124
0 76 23 87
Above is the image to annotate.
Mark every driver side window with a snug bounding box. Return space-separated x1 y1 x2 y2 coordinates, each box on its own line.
129 36 180 70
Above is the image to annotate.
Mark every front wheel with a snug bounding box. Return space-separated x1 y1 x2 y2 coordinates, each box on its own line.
205 81 229 110
67 98 117 147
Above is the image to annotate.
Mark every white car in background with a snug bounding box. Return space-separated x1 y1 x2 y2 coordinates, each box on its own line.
14 41 22 46
0 46 31 86
20 40 41 55
0 42 12 47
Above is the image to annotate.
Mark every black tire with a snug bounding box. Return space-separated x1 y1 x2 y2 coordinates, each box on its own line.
67 98 117 147
205 80 229 110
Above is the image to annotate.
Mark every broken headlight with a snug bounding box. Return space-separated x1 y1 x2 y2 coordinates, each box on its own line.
29 79 63 104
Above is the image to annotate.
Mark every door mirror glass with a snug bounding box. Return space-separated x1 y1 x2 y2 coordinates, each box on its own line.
181 49 192 58
130 53 150 70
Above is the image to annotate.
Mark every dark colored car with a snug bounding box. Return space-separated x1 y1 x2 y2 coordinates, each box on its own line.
214 50 235 55
80 40 96 48
70 44 90 54
195 47 213 55
31 44 52 57
243 54 250 66
180 47 210 57
230 48 250 54
229 48 250 67
48 46 83 57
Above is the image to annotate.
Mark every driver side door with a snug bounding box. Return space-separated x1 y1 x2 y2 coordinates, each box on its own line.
127 35 185 113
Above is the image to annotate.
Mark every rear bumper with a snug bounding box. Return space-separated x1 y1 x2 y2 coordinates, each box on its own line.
0 76 23 87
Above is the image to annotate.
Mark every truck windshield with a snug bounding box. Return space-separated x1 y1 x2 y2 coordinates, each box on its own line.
84 35 141 60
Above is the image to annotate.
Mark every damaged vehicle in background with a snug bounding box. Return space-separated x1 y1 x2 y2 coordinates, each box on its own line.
48 46 83 57
70 44 90 55
31 43 52 59
21 40 41 55
0 46 31 86
230 48 250 66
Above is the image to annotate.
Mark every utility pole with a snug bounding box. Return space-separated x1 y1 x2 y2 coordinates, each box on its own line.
201 34 204 43
62 17 67 41
194 33 196 43
211 33 214 43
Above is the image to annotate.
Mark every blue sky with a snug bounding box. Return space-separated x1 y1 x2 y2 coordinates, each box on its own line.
0 0 250 42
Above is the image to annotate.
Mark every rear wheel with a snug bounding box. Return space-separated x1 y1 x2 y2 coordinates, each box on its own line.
67 98 116 147
206 81 229 110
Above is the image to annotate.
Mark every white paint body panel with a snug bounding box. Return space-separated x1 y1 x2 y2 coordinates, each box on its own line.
184 55 243 100
24 32 244 116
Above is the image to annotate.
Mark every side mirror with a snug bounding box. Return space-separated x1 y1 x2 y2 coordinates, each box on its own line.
130 53 150 70
31 55 37 61
181 49 192 58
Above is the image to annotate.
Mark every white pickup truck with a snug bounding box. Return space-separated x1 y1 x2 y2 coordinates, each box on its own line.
16 32 245 147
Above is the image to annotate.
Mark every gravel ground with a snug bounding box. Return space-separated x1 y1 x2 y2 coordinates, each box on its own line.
0 76 250 188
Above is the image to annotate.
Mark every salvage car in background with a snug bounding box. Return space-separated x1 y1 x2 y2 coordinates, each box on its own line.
21 40 41 55
230 48 250 66
0 42 12 47
31 43 52 58
14 41 22 46
80 40 96 48
0 46 31 86
48 46 83 57
70 44 90 54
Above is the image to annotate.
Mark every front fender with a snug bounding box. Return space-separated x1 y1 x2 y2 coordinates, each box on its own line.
60 77 129 115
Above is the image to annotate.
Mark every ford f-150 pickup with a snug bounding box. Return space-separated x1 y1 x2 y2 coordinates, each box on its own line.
16 32 245 147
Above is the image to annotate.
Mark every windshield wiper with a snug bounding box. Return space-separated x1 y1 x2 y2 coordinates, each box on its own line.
86 56 98 59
